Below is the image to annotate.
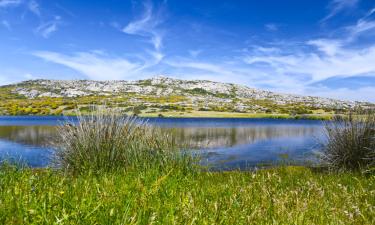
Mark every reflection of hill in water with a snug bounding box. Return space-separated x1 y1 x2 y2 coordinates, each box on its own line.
0 125 321 149
165 126 321 149
0 126 56 147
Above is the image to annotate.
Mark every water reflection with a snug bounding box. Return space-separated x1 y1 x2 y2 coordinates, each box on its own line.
0 117 324 169
0 125 321 150
197 136 322 170
0 126 56 147
171 126 320 149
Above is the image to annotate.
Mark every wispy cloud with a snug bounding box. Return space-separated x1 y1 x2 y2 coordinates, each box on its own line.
33 51 141 80
167 61 232 75
1 20 10 30
34 16 61 38
306 39 343 56
345 7 375 41
0 0 63 38
305 86 375 102
165 58 272 86
265 23 278 31
244 41 375 82
245 7 375 82
122 1 165 51
0 0 40 16
322 0 359 22
189 50 202 58
0 0 40 15
240 11 375 101
144 50 164 66
31 50 166 80
28 0 40 17
0 0 21 8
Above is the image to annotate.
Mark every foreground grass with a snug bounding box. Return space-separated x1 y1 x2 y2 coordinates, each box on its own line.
1 166 373 224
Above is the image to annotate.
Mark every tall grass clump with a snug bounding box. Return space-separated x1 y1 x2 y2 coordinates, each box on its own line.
322 109 375 171
54 108 193 174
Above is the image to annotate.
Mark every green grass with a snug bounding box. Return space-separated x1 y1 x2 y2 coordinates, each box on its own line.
0 165 374 224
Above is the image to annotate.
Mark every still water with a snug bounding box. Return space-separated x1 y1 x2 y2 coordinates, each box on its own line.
0 116 325 170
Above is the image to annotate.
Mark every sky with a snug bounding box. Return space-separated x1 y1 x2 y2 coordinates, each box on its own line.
0 0 375 102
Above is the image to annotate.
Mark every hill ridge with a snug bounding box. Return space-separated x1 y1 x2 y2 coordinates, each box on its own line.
0 76 373 116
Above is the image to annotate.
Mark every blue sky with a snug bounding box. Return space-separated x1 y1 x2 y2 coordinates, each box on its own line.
0 0 375 102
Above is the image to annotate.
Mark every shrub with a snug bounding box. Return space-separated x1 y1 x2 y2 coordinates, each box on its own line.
322 110 375 171
53 108 193 174
132 105 146 115
187 88 211 95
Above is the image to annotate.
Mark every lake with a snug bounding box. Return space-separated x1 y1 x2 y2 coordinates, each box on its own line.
0 116 325 170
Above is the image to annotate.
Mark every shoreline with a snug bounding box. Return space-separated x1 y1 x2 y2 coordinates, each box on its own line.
0 112 333 120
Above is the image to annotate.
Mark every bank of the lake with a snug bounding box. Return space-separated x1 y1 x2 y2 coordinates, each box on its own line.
0 166 373 224
64 111 334 120
143 112 333 120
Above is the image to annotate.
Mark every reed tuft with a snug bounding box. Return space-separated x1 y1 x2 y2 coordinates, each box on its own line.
53 108 193 174
322 109 375 171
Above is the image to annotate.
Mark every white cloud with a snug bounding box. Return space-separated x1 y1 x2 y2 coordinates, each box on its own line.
1 20 10 30
244 11 375 85
235 8 375 102
345 8 375 41
307 39 343 56
189 50 202 58
245 43 375 82
168 61 231 75
34 16 61 38
251 46 280 54
165 59 273 87
122 1 164 51
322 0 359 22
28 0 40 17
146 50 164 65
241 36 375 102
32 50 166 80
0 0 21 7
306 86 375 102
265 23 278 31
33 51 143 80
0 0 40 15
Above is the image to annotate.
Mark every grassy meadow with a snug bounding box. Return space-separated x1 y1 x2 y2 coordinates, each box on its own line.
1 165 374 224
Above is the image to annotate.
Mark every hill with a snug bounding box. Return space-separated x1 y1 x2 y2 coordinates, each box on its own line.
0 76 372 117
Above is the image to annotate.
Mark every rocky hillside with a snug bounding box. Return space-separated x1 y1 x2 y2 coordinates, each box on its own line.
0 76 373 116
